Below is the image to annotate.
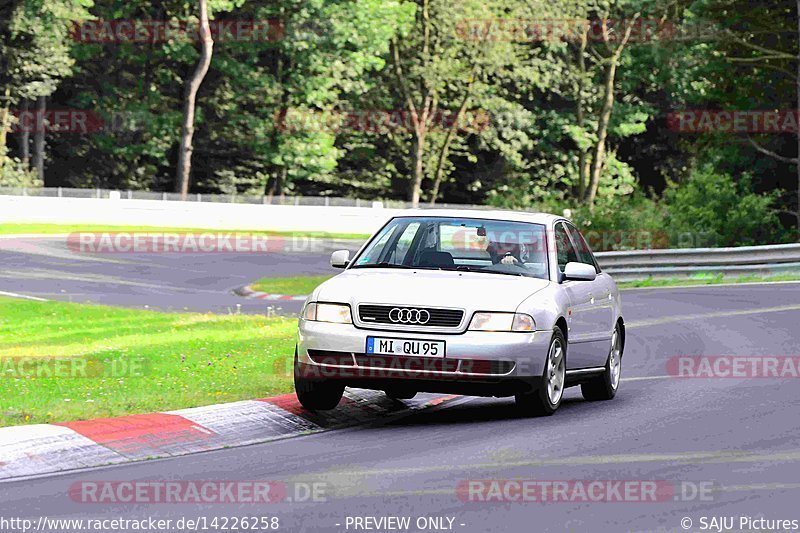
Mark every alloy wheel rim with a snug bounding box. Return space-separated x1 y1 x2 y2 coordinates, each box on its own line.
609 328 622 390
547 338 565 405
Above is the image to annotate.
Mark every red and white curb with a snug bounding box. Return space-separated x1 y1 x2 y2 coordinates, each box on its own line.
234 285 308 302
0 389 459 481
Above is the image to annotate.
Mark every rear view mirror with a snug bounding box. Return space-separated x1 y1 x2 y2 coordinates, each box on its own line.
563 262 596 282
330 250 351 269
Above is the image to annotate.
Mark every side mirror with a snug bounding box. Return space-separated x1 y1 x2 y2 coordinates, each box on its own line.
330 250 351 269
563 262 596 282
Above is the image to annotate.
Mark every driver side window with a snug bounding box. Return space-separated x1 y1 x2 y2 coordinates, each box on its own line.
566 223 600 273
555 222 579 273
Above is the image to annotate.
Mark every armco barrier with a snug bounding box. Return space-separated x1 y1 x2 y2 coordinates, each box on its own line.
596 244 800 281
0 194 404 235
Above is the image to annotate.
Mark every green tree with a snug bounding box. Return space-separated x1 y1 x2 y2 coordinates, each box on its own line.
266 0 415 198
665 166 787 246
0 0 93 183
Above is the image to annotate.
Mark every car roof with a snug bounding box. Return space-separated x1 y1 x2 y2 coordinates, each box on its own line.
390 209 565 226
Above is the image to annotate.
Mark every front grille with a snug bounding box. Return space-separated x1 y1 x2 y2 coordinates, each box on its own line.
358 304 464 328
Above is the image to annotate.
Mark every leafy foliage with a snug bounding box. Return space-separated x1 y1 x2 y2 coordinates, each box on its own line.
665 166 789 247
0 0 797 243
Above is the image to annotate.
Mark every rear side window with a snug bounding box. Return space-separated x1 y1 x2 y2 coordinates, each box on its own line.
554 222 578 273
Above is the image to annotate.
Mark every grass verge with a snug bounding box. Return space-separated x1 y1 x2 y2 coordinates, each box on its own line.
617 273 800 289
0 223 369 241
250 275 334 296
0 297 296 427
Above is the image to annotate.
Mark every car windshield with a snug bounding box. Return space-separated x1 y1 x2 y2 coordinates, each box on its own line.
350 216 549 280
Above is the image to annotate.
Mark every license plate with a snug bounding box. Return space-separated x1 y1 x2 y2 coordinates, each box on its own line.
366 337 446 358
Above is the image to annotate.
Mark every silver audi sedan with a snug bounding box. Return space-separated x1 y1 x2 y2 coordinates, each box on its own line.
294 210 624 416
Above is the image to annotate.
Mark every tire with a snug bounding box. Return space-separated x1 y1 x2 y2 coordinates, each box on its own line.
515 328 566 417
384 389 417 401
294 354 344 410
581 322 623 401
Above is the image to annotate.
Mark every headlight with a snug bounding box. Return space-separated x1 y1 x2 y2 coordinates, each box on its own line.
303 302 353 324
469 312 535 332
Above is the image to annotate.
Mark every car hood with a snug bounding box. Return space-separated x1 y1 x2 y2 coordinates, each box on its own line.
315 269 551 312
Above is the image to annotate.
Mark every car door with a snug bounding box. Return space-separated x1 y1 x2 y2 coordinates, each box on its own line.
555 222 597 369
566 223 615 343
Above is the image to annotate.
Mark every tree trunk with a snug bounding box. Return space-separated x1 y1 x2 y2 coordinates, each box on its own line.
429 90 471 205
408 0 432 207
410 129 426 205
33 95 46 182
585 59 618 208
175 0 214 199
576 27 589 202
266 4 288 201
18 99 29 166
0 88 10 165
267 167 286 199
584 15 639 209
796 0 800 239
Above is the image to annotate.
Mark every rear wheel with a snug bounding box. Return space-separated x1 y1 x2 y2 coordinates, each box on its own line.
581 323 623 401
516 328 566 417
294 355 344 410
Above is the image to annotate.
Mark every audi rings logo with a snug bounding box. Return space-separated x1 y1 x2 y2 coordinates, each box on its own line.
389 308 431 325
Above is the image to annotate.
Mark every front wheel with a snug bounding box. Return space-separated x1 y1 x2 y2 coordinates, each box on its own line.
581 323 623 401
294 356 344 410
516 328 566 417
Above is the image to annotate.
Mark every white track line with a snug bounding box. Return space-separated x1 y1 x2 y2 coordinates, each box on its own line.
628 303 800 329
0 290 48 302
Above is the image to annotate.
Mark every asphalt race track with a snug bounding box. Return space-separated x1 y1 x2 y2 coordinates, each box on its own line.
2 236 800 532
0 235 363 314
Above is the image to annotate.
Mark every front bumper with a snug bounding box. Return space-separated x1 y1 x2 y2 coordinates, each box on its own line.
297 319 550 384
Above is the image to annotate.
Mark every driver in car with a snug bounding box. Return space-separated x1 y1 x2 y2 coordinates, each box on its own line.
487 238 526 265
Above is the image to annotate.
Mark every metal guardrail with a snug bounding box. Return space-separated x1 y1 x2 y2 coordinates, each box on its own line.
0 186 498 210
596 244 800 281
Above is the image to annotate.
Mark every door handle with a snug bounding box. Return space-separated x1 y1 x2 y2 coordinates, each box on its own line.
588 293 595 304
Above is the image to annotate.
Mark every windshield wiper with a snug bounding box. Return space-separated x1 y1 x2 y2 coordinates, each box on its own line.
448 266 527 277
350 262 414 269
